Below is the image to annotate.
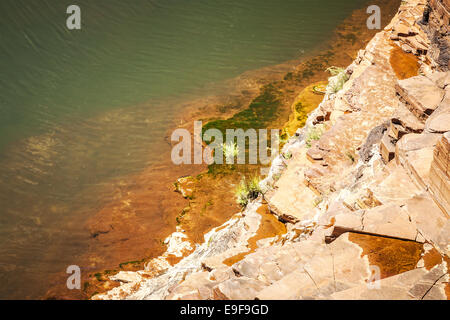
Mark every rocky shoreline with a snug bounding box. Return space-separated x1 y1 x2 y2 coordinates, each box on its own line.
94 0 449 300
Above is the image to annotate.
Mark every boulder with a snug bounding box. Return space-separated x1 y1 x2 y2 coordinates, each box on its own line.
426 71 450 89
216 277 267 300
396 76 445 120
395 133 441 188
429 132 450 215
391 103 425 134
331 264 448 300
380 133 396 163
362 204 419 241
425 113 450 133
404 193 449 255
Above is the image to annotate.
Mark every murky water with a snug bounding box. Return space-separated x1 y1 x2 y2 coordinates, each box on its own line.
0 0 372 299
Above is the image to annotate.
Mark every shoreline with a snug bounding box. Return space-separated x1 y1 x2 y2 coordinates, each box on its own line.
44 0 402 299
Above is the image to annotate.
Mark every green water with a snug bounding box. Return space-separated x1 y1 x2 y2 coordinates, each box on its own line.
0 0 370 299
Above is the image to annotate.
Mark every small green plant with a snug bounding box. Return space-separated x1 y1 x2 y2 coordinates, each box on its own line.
283 151 292 159
326 66 349 94
222 142 240 165
346 151 355 163
94 273 103 281
312 84 327 94
207 234 214 247
279 128 291 146
235 176 261 207
305 125 324 148
119 259 144 269
284 72 293 81
313 196 324 207
272 173 282 182
235 180 249 207
176 207 189 225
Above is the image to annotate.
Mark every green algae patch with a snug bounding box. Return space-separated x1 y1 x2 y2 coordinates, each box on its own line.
389 45 419 80
119 259 146 270
201 83 283 169
202 83 282 135
284 82 327 136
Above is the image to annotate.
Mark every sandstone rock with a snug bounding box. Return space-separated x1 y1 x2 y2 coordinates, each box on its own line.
306 147 325 162
371 165 421 204
255 269 318 300
404 35 429 54
395 133 441 188
389 123 407 140
396 75 445 120
425 90 450 133
326 233 371 286
362 204 419 241
404 193 449 254
429 132 450 215
167 271 213 300
427 71 450 89
396 132 441 154
266 148 318 223
257 261 284 283
304 165 330 195
331 264 447 300
110 271 142 284
380 133 396 163
394 21 414 37
256 234 365 300
217 277 267 300
326 203 419 242
426 113 450 133
391 103 425 134
340 188 382 212
402 43 414 53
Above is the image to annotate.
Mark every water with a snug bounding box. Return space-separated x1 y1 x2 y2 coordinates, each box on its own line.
0 0 371 299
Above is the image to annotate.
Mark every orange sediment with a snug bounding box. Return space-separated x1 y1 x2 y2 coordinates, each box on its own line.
222 204 286 267
422 247 444 271
348 232 423 279
389 44 420 80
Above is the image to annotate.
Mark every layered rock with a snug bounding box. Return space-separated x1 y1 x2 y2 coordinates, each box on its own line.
390 0 431 56
429 132 450 214
420 0 450 70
